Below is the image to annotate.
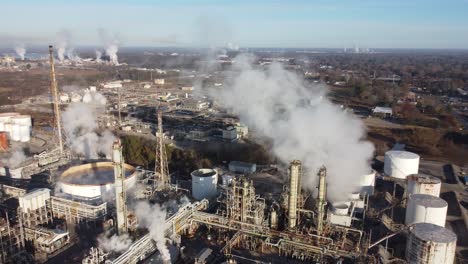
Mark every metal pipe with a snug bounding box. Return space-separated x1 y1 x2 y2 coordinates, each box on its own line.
48 45 64 154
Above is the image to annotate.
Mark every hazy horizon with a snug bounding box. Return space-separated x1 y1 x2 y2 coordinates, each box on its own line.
1 0 468 50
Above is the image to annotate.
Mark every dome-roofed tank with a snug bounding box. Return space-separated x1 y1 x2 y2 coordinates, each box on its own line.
384 150 419 179
406 223 456 264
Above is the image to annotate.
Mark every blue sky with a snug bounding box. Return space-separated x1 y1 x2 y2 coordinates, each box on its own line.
1 0 468 49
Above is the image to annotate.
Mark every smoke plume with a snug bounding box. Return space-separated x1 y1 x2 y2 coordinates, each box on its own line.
14 43 26 60
98 29 119 65
61 90 115 158
97 232 132 253
208 54 374 202
134 202 170 263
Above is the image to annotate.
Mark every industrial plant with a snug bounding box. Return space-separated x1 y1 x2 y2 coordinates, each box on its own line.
0 43 465 264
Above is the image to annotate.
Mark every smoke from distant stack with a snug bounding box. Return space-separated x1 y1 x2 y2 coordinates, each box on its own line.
208 54 375 203
98 29 119 65
14 43 26 60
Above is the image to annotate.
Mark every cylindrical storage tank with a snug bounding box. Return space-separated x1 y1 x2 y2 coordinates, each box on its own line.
384 150 420 179
10 124 21 141
406 223 456 264
360 169 376 195
11 115 32 127
19 125 31 142
0 132 8 150
4 123 12 136
407 175 441 197
191 168 218 200
59 162 137 199
331 203 350 216
405 194 447 227
0 112 20 125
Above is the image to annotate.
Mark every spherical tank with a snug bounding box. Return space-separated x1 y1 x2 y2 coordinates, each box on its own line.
191 168 218 200
59 162 137 199
406 223 456 264
405 194 447 227
384 150 420 179
407 175 441 197
360 169 376 195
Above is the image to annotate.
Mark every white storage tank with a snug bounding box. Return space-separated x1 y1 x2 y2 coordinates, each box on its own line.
407 175 441 197
384 150 420 179
360 170 376 195
191 168 218 200
405 194 447 227
19 125 31 142
331 203 350 216
10 124 21 141
11 115 32 127
406 223 456 264
19 188 51 211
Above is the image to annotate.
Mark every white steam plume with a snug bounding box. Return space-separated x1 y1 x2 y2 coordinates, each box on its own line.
95 50 102 63
61 90 115 158
208 55 374 203
97 232 132 253
1 146 27 168
134 202 170 263
56 30 72 62
14 43 26 60
98 29 119 65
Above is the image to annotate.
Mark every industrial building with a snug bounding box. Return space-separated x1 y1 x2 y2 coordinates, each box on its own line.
228 161 256 174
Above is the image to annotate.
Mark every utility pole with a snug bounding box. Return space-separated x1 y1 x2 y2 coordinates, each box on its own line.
48 45 64 154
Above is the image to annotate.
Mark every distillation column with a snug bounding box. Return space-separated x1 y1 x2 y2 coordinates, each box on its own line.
48 45 64 154
113 139 127 235
316 166 327 235
288 160 302 229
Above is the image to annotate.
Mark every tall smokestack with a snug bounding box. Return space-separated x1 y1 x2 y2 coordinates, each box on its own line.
112 139 127 235
154 111 169 190
288 160 301 229
316 166 327 235
48 45 64 154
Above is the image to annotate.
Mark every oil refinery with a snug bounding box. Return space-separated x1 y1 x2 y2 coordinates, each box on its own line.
0 43 465 264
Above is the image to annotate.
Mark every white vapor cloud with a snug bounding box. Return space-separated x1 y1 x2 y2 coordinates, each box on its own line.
207 54 375 203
